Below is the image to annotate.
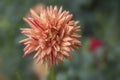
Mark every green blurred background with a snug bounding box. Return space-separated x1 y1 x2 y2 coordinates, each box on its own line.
0 0 120 80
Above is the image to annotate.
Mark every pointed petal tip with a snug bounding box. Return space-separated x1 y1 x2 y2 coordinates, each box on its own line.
33 54 38 59
23 17 26 20
20 28 25 30
19 40 22 43
23 53 27 57
30 9 37 15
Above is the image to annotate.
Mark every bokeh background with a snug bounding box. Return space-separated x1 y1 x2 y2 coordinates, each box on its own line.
0 0 120 80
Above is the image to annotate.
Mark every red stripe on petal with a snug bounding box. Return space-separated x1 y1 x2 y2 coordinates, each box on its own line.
51 52 55 64
34 20 45 31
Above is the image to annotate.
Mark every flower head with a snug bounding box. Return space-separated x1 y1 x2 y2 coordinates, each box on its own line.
20 5 81 66
89 37 101 52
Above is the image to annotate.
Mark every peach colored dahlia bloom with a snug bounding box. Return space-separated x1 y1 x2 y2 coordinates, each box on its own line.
20 5 81 66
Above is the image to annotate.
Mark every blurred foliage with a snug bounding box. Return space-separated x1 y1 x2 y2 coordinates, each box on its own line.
0 0 120 80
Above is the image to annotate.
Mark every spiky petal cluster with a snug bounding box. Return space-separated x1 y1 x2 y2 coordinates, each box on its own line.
20 5 81 66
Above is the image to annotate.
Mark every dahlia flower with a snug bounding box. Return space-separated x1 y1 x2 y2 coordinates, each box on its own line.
89 37 101 52
20 5 81 66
